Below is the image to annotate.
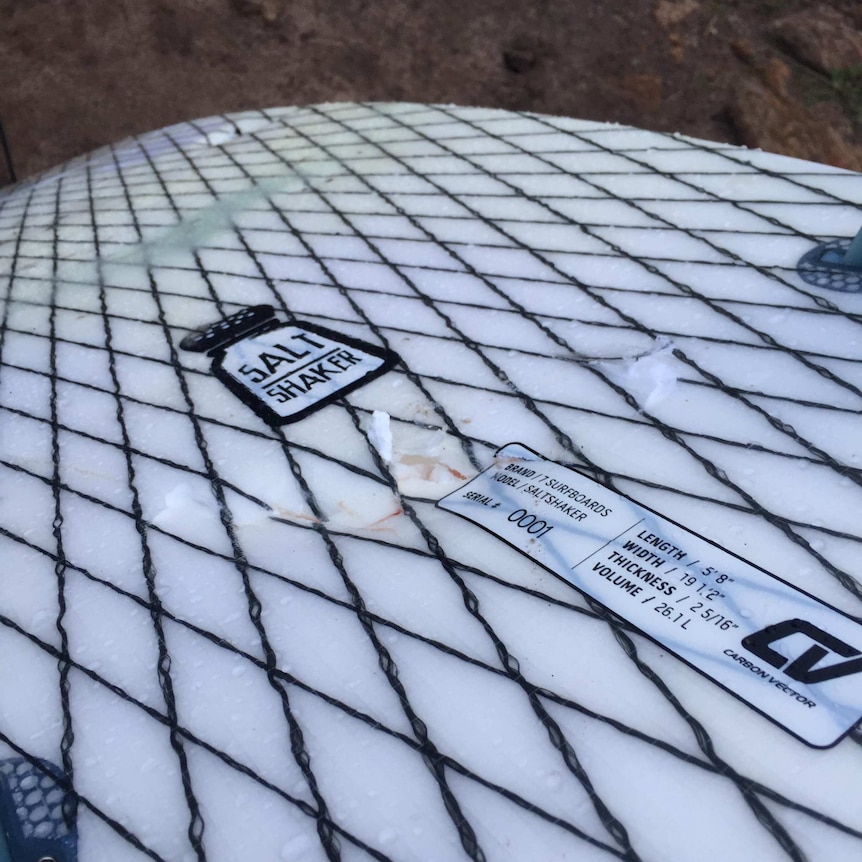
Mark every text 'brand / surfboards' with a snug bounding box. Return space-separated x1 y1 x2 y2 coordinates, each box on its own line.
180 305 398 426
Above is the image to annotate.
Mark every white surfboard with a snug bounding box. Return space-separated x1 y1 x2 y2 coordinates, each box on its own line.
1 102 861 862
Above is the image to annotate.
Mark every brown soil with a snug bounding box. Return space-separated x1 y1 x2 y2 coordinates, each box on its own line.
0 0 860 182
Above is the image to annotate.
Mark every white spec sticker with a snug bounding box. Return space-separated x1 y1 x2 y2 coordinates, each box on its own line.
438 443 862 748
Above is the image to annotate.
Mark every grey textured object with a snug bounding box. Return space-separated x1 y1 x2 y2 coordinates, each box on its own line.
797 239 862 293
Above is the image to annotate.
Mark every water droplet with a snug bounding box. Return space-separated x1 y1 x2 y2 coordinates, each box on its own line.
378 827 398 845
544 771 563 790
280 834 312 859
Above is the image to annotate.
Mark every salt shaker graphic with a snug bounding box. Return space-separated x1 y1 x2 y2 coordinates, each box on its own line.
181 305 398 426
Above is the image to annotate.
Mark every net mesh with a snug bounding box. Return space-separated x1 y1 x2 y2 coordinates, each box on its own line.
0 103 861 861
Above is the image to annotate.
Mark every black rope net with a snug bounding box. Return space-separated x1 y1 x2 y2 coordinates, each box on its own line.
0 102 860 861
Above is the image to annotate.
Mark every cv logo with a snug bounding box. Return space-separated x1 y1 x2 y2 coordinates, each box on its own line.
742 619 862 684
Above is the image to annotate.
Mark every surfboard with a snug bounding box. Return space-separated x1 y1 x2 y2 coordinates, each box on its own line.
1 101 861 862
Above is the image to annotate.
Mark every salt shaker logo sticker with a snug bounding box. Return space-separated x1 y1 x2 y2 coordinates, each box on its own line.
181 306 398 426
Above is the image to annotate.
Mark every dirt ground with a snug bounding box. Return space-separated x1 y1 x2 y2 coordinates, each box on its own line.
0 0 860 182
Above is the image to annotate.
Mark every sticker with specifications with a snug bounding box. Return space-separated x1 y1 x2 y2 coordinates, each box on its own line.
438 442 862 748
